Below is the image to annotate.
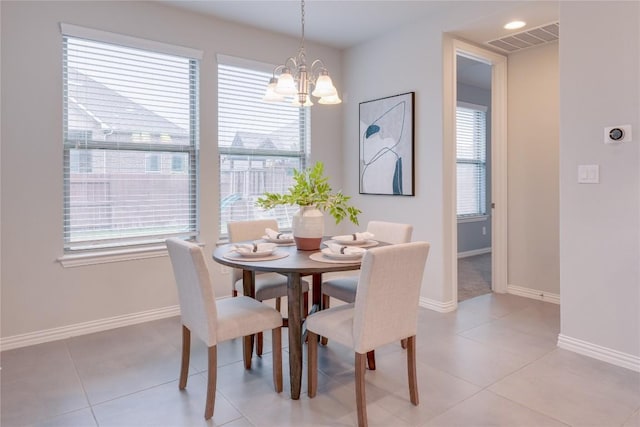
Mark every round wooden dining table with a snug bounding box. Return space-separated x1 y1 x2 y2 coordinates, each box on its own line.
212 239 368 400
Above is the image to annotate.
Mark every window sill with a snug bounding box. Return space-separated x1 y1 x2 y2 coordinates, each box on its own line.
57 241 205 268
457 215 489 224
58 244 168 268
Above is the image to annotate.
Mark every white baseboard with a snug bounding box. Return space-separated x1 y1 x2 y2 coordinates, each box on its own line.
507 284 560 305
0 305 181 352
458 247 492 258
557 334 640 372
419 296 457 313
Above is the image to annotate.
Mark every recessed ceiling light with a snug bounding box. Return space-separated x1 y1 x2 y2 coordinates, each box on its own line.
504 21 526 30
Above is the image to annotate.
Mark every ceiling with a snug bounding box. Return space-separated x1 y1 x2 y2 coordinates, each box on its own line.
161 1 559 50
457 55 492 90
160 1 559 91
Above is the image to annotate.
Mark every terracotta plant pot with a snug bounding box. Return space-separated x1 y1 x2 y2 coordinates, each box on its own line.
292 206 324 250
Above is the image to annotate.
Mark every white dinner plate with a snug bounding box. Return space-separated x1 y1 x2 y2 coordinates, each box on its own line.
321 247 364 260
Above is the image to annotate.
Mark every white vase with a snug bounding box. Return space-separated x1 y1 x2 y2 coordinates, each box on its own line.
292 205 324 250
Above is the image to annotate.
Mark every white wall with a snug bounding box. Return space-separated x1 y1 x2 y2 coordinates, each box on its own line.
341 2 520 307
343 22 446 305
559 1 639 364
0 1 343 340
507 42 560 295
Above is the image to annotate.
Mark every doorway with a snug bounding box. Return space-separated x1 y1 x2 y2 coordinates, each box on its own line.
445 38 508 306
456 55 492 302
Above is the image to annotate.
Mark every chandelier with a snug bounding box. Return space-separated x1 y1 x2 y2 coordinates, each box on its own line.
263 0 341 107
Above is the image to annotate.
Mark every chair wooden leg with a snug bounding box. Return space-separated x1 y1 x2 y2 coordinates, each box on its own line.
179 325 190 390
406 336 419 405
272 327 283 393
307 331 318 397
204 345 217 420
400 338 408 349
256 332 263 357
275 296 281 312
242 335 252 369
355 352 368 427
232 289 238 297
320 295 330 345
303 291 309 317
322 294 330 310
301 290 310 344
366 350 376 370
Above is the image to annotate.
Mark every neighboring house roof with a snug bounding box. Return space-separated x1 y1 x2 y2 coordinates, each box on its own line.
66 68 188 141
231 132 278 150
230 128 302 152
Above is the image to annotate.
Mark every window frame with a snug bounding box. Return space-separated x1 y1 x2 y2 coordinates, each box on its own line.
59 24 203 265
171 154 187 173
216 55 310 239
456 101 488 221
145 154 161 173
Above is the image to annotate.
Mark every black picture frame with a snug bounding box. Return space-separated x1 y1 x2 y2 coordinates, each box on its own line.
359 92 415 196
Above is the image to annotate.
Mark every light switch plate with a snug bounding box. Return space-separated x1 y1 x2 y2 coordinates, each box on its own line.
578 165 599 184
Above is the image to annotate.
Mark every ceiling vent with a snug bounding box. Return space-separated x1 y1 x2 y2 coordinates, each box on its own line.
486 22 559 54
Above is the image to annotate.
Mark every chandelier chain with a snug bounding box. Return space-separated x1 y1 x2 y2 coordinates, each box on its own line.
300 0 306 50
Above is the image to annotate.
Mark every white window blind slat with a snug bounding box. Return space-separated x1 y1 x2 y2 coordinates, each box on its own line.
63 33 199 251
218 61 309 236
456 104 487 218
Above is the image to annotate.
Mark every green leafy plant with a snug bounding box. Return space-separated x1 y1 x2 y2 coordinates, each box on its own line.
256 162 361 225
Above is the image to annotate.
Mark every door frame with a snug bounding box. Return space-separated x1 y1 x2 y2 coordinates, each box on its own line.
444 38 508 305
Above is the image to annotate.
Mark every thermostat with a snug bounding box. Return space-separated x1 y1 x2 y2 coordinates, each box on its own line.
604 125 632 144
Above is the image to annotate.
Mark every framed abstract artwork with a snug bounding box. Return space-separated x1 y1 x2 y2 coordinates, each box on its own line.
359 92 415 196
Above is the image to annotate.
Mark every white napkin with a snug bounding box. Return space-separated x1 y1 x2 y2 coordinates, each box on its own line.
326 242 366 256
265 228 293 241
233 242 276 254
332 231 375 242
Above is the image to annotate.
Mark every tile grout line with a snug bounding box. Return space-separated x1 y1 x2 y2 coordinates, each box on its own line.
480 346 573 426
414 343 568 426
621 407 640 426
481 388 573 427
63 338 100 426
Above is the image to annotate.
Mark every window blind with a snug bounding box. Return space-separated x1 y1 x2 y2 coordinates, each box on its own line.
456 104 487 218
218 60 309 236
62 33 199 251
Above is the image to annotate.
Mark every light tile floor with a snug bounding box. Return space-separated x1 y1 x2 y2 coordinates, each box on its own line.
2 293 639 426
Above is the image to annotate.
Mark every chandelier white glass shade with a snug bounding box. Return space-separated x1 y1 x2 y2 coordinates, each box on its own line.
263 0 341 107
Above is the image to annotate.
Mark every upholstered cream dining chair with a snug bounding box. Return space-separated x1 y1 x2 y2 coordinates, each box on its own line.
166 238 283 420
322 221 413 308
321 220 413 364
227 219 310 357
306 241 430 427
